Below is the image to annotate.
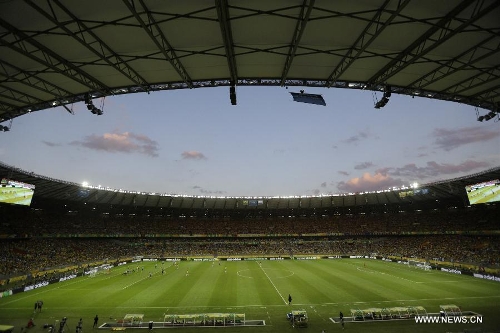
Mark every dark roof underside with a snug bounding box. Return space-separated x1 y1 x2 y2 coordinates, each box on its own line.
1 0 499 122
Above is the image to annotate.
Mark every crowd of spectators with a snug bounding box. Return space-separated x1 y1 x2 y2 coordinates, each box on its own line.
0 205 498 285
1 205 498 237
1 235 498 281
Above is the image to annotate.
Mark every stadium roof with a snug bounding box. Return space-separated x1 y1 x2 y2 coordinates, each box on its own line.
1 0 500 123
2 161 499 210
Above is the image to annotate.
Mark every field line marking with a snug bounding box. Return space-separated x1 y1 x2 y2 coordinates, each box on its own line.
122 271 160 290
415 281 462 284
0 274 94 305
236 269 253 278
257 262 287 305
311 306 326 321
11 295 498 311
348 262 418 283
1 270 128 306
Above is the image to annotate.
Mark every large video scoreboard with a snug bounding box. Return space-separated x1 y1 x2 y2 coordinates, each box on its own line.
465 179 500 205
0 178 35 206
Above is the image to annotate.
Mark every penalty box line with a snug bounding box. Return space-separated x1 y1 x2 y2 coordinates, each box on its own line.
257 262 288 305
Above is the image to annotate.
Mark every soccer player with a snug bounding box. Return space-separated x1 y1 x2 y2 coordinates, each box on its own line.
27 318 35 328
76 318 83 333
288 294 292 305
93 315 98 328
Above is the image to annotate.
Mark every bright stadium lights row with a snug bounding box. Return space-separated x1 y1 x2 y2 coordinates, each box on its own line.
81 181 423 198
84 93 103 116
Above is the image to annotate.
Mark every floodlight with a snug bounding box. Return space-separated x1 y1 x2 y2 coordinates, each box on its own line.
84 93 104 116
477 110 498 122
374 86 392 109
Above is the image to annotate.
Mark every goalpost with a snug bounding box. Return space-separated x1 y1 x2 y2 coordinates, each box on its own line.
408 259 431 271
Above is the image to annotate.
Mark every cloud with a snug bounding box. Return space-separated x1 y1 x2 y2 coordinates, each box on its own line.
320 182 327 188
381 160 490 179
338 170 350 176
181 151 207 160
336 159 490 193
341 129 376 145
414 146 430 158
432 126 500 151
199 188 225 195
42 140 61 147
337 172 403 193
70 131 159 157
354 162 374 170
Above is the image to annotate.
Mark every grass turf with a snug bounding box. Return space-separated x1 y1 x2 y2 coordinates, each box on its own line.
1 259 499 332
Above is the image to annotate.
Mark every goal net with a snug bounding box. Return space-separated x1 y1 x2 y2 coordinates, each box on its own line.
408 259 431 271
87 264 112 277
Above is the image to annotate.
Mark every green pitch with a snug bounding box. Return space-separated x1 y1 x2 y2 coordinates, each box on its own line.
1 259 499 332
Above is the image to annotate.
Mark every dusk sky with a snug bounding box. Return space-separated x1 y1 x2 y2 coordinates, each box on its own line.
1 86 499 197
